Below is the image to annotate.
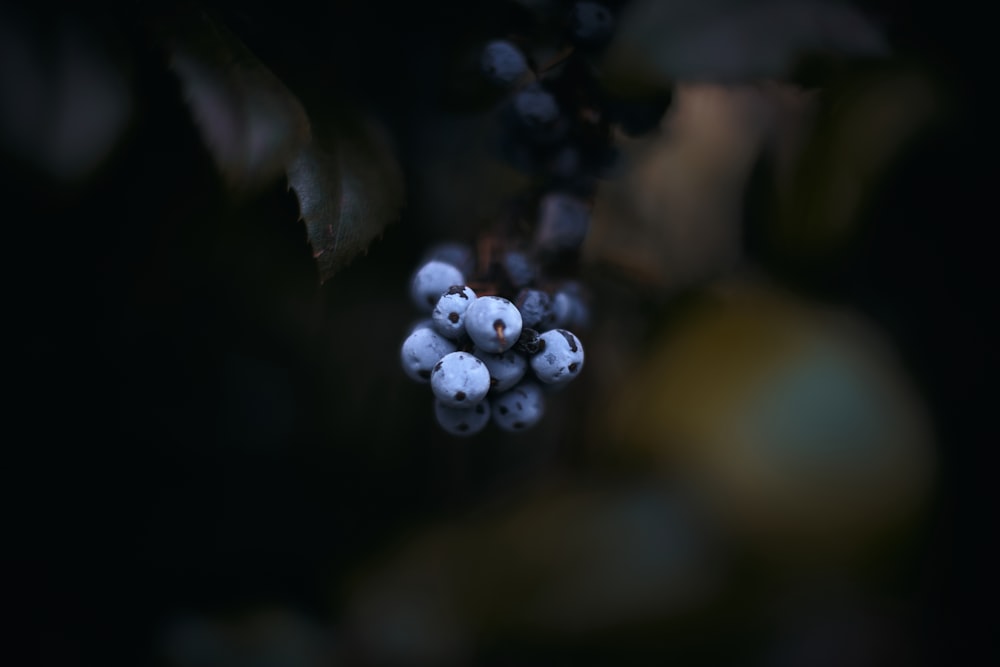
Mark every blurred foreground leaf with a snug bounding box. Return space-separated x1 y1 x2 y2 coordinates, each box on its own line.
160 608 336 667
0 8 131 181
605 0 887 87
584 82 814 293
344 482 726 665
164 6 311 192
601 278 935 563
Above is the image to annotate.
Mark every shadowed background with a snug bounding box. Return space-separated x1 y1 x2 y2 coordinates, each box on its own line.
4 1 994 665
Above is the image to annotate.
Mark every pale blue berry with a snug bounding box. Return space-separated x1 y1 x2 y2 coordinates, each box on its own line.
530 329 584 384
431 351 491 407
432 285 477 339
474 347 528 393
410 260 464 312
515 288 555 330
492 381 545 432
464 295 523 353
401 327 457 383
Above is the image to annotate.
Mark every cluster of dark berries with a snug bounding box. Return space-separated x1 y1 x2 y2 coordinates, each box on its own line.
400 242 589 436
479 1 671 198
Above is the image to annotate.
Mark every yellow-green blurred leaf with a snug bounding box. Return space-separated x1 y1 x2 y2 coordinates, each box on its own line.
345 482 726 664
600 278 935 563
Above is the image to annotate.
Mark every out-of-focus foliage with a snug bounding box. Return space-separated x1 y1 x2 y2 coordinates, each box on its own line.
599 278 935 563
0 7 131 181
605 0 887 85
344 481 726 665
159 608 336 667
584 81 813 291
10 1 988 666
163 7 311 192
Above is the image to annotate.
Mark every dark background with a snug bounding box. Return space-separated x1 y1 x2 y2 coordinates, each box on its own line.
6 0 995 665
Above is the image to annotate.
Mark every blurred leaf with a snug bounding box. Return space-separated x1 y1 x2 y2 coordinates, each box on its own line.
161 6 404 282
160 608 336 667
600 278 935 563
764 63 947 264
163 6 311 191
584 82 813 293
286 111 405 283
605 0 888 86
0 9 131 181
345 481 725 664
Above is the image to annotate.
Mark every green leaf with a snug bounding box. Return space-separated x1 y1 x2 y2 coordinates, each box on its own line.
159 5 404 282
286 112 405 284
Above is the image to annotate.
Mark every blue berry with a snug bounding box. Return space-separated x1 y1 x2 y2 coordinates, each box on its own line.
401 327 458 383
474 347 528 393
571 2 614 44
432 285 477 339
513 83 560 128
434 398 491 436
530 329 584 384
502 250 536 288
464 295 523 353
430 351 491 407
481 40 528 85
410 260 464 312
491 381 545 432
552 281 590 329
515 288 556 330
534 192 590 254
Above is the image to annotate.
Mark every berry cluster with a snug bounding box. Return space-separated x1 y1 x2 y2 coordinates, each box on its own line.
400 242 589 436
396 3 663 436
478 1 670 197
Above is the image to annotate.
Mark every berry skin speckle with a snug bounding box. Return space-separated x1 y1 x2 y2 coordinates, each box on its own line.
465 296 523 354
431 351 491 408
492 381 545 432
530 329 584 385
